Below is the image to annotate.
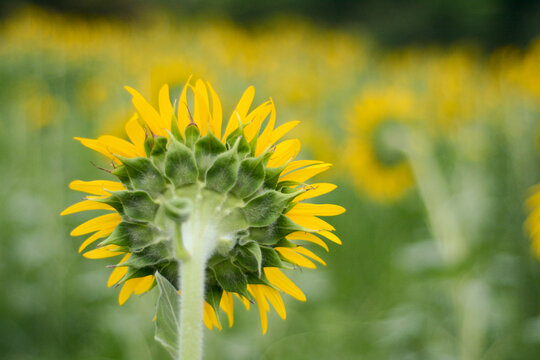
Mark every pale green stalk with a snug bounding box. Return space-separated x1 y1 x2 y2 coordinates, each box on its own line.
400 129 487 360
175 187 222 360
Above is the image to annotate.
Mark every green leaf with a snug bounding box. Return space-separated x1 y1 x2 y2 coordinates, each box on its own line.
248 215 305 245
98 221 159 248
263 164 287 189
184 124 200 149
235 240 263 274
205 147 240 193
260 246 283 268
211 259 249 298
231 156 265 198
116 156 168 197
194 133 227 180
100 190 159 222
154 272 180 360
242 190 292 226
165 138 198 188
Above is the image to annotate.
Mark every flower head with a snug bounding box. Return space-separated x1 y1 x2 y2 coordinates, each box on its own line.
62 78 344 334
345 87 416 202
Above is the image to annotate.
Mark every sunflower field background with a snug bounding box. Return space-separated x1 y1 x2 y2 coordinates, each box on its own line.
2 1 540 359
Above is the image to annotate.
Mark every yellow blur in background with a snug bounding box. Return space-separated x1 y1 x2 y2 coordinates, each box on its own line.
1 5 540 360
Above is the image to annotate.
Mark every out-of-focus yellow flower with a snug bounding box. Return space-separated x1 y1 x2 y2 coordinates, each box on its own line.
345 88 416 202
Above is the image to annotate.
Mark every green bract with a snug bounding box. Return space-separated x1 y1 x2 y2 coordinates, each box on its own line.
100 125 307 312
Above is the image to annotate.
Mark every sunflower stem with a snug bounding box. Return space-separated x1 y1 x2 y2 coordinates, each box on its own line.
178 248 206 360
177 189 215 360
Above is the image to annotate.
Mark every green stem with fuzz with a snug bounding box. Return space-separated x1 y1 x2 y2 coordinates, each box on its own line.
178 247 207 360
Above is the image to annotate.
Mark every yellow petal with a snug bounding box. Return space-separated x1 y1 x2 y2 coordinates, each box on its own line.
71 213 122 236
248 284 269 335
219 291 235 327
235 293 251 310
243 103 272 143
287 203 346 217
177 76 193 134
78 225 116 253
223 86 255 140
261 285 286 320
69 180 125 195
97 135 140 158
119 277 141 305
293 246 326 266
269 121 300 145
263 267 306 302
159 84 173 132
203 302 222 330
125 86 166 137
61 200 114 216
193 80 210 135
279 163 332 183
267 139 301 168
83 245 124 259
282 160 324 175
134 274 155 295
286 231 329 251
207 81 223 140
75 137 116 161
317 230 342 245
294 183 337 201
287 214 335 231
125 114 146 157
107 253 131 287
255 99 277 156
276 247 317 269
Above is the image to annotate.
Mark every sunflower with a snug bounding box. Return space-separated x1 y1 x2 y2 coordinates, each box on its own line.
62 77 344 335
345 87 416 202
525 185 540 257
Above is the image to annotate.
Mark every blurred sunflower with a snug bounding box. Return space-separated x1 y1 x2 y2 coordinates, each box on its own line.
345 88 416 202
525 186 540 257
61 78 344 334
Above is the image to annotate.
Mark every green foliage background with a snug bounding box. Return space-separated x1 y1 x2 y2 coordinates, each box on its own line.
1 3 540 360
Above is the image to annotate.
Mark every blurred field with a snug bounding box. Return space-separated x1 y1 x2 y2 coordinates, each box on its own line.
1 6 540 360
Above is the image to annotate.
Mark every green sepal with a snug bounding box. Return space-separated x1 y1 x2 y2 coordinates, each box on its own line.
211 259 249 298
235 240 262 275
100 190 159 222
163 197 192 223
204 282 223 315
231 156 265 199
111 165 133 189
184 123 200 149
205 143 240 193
116 156 168 197
260 246 284 268
246 273 272 287
225 129 250 158
121 240 174 268
147 136 169 168
248 215 305 245
275 238 295 248
194 133 227 181
263 164 287 189
98 221 160 249
164 138 198 188
170 114 184 142
242 190 294 226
